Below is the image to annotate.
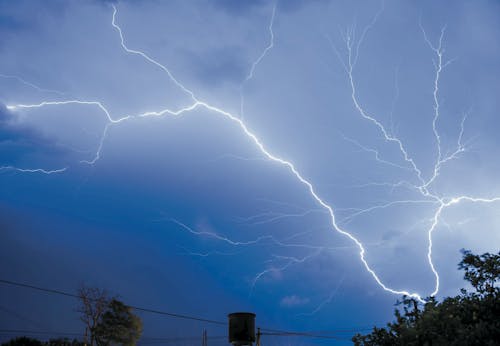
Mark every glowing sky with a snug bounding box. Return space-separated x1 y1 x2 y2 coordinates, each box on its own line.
1 0 500 344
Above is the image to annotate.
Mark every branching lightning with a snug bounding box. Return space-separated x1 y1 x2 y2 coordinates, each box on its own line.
251 250 323 292
340 132 413 171
298 275 345 316
3 2 500 306
240 3 276 119
328 2 500 299
0 73 67 96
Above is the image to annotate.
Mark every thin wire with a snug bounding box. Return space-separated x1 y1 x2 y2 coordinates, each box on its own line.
0 329 82 336
0 279 225 326
261 331 342 340
0 278 372 338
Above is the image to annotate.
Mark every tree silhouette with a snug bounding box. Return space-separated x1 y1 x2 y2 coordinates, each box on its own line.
352 250 500 345
1 337 43 346
77 286 109 346
94 299 142 346
77 286 142 346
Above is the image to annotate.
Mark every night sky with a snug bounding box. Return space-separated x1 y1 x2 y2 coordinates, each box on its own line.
1 0 500 345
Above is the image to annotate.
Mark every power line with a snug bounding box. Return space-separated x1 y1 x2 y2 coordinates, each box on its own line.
262 331 341 340
0 278 225 326
0 330 82 337
0 278 368 340
0 279 78 299
0 330 227 342
261 325 371 340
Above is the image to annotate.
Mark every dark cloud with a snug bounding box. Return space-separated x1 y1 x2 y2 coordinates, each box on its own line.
208 0 267 15
0 103 64 163
381 229 401 242
92 0 119 5
277 0 331 13
0 15 27 31
0 0 68 51
0 206 87 335
208 0 331 16
185 47 247 86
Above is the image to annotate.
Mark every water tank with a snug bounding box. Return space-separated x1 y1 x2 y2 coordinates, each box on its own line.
228 312 256 345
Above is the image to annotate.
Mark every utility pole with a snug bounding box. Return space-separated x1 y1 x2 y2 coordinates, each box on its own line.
256 328 261 346
83 327 88 346
202 329 207 346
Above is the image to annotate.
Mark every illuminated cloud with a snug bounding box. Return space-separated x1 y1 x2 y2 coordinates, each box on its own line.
280 295 310 307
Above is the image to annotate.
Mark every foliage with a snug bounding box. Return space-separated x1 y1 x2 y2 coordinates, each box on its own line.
1 338 84 346
352 250 500 346
94 299 142 346
77 286 109 346
77 285 142 346
45 338 84 346
1 337 43 346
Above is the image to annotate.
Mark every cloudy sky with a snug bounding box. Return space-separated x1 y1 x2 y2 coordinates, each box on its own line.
1 0 500 344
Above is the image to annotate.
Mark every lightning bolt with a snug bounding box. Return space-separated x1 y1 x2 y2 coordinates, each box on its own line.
177 245 242 258
244 4 276 83
328 2 500 300
298 275 345 316
168 217 358 253
240 3 276 118
251 250 322 292
0 166 67 174
339 199 437 226
340 132 413 171
235 209 325 226
0 73 67 96
4 2 500 305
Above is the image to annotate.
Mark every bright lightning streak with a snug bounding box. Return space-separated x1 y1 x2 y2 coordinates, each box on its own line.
111 7 196 101
251 250 322 291
7 101 114 122
240 3 276 118
107 3 434 302
421 25 447 169
0 166 67 174
340 133 412 171
169 218 356 253
333 34 427 190
244 4 276 83
3 3 429 302
5 3 500 304
420 23 460 190
330 3 500 301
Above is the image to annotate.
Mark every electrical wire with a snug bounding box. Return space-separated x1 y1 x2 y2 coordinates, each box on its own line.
0 278 225 326
0 278 371 340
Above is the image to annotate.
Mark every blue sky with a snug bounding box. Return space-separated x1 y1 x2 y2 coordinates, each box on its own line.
1 0 500 344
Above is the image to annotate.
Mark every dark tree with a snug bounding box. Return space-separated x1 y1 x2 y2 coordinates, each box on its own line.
77 286 142 346
45 338 84 346
77 286 109 346
1 338 84 346
1 337 43 346
458 250 500 296
352 250 500 346
94 299 142 346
